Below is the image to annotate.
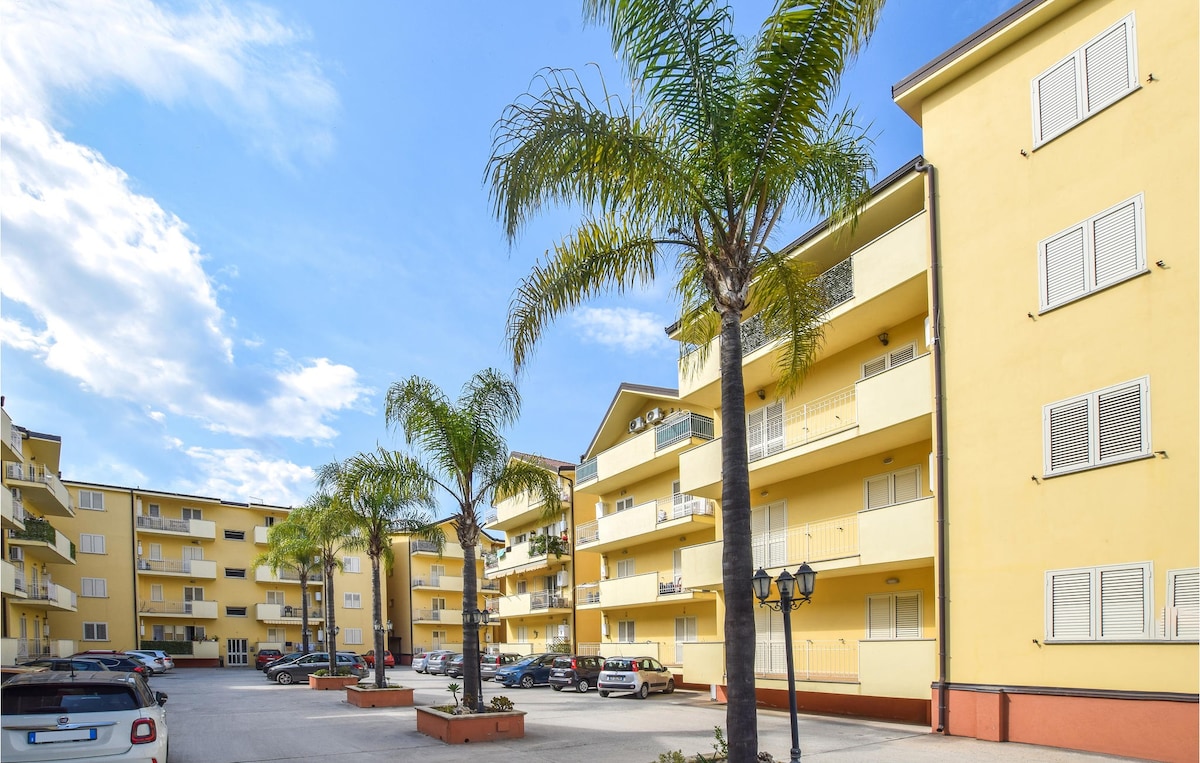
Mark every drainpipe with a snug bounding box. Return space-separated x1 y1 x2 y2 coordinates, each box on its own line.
915 158 950 734
130 489 140 648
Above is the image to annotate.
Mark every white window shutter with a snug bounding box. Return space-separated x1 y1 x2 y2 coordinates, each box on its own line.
1041 226 1087 309
1083 19 1134 113
888 344 916 366
894 593 921 638
747 408 765 461
767 502 787 567
862 354 887 379
751 506 768 569
1099 566 1148 638
864 475 891 510
764 401 785 456
1046 397 1091 474
1049 570 1093 639
1034 57 1081 144
1168 569 1199 640
1096 381 1147 463
892 468 920 503
867 595 893 639
1091 198 1141 288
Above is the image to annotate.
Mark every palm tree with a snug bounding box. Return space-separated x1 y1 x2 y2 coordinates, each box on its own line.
318 452 441 689
253 513 322 654
385 369 562 711
488 1 882 758
292 490 357 676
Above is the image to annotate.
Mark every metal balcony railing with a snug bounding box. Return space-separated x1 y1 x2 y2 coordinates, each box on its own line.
577 458 598 484
655 494 714 523
530 591 567 610
411 540 439 554
754 639 858 682
414 608 445 621
752 511 860 569
136 515 192 533
10 517 56 544
576 520 599 545
411 575 442 588
483 552 498 569
655 411 715 450
137 558 195 574
139 600 206 614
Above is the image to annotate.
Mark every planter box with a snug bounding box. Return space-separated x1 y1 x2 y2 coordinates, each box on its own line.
346 685 414 708
415 705 526 744
309 674 361 690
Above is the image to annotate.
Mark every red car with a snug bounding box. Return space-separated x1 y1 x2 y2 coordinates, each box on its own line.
255 648 284 671
363 650 394 668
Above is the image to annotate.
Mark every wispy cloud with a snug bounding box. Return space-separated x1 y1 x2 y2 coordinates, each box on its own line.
570 307 669 354
176 446 317 506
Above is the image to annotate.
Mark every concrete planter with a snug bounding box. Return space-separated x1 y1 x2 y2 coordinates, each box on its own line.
415 705 526 744
345 685 414 707
308 674 361 690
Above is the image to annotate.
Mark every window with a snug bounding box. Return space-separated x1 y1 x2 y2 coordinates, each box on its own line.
83 622 108 641
226 607 248 617
616 559 636 578
80 578 107 598
224 529 245 541
864 467 922 510
343 556 361 573
1032 14 1138 147
516 579 528 594
182 547 204 562
751 501 787 569
182 507 203 521
617 620 635 643
150 585 164 602
1044 377 1151 476
615 496 635 512
747 400 784 460
1039 195 1146 311
754 607 786 673
512 533 527 545
224 568 246 578
266 591 285 605
148 543 163 561
431 597 446 611
147 503 160 517
183 587 204 602
343 628 363 645
866 592 922 639
152 625 165 641
861 343 917 379
1164 569 1198 641
267 628 285 642
1046 562 1151 641
78 490 104 511
343 592 362 609
79 534 106 554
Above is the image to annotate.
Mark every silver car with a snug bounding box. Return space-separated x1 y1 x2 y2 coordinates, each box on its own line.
426 651 459 676
127 649 175 672
598 656 675 699
415 649 454 674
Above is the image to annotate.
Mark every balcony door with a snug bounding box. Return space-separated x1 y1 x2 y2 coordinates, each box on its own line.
751 501 787 569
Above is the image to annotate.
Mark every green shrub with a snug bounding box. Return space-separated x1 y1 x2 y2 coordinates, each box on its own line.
488 695 514 712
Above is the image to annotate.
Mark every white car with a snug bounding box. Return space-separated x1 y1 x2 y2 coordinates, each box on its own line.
126 650 174 673
1 671 169 762
597 656 675 699
120 652 165 674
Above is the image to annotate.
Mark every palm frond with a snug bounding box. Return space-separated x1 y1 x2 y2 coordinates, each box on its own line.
748 246 827 392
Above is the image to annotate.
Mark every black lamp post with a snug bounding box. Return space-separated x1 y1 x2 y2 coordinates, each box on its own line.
752 562 817 763
463 608 491 711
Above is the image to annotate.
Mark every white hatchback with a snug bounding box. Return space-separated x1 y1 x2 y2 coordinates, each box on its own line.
126 650 175 673
1 671 169 762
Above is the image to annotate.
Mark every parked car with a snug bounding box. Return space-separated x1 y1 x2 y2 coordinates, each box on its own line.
494 653 558 688
548 654 606 693
266 652 367 685
480 652 523 681
1 670 168 762
255 648 284 671
1 665 48 684
18 658 110 673
415 649 454 674
426 651 459 676
598 656 675 699
70 653 152 679
445 654 468 678
363 649 394 668
120 652 166 674
127 649 175 672
261 650 309 672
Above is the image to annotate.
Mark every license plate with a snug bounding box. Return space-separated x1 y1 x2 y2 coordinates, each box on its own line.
605 673 624 680
29 728 98 744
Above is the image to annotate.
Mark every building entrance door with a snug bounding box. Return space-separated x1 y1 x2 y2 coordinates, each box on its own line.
226 638 249 667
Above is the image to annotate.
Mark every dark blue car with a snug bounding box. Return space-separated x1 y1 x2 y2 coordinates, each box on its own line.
494 653 558 688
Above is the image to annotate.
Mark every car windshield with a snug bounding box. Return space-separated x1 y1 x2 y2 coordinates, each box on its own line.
604 658 634 670
3 685 138 715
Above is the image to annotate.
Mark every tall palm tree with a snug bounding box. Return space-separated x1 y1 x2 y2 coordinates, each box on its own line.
488 2 882 758
292 491 357 676
318 452 442 688
253 512 322 654
385 369 561 711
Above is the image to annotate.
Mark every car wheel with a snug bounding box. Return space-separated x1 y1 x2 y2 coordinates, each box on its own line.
276 672 294 685
599 690 610 698
576 679 589 694
520 674 535 689
637 683 649 699
552 685 562 691
664 678 675 694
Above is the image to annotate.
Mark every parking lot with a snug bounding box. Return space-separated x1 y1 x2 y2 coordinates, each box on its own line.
156 667 1138 762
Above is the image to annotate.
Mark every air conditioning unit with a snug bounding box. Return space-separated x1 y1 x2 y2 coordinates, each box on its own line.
595 501 607 519
556 570 569 587
10 488 21 500
645 407 665 424
601 618 610 637
628 416 646 433
314 591 321 602
9 547 24 562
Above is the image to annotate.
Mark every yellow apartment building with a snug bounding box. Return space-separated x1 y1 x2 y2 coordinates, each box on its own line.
893 0 1198 759
484 454 600 654
386 518 503 661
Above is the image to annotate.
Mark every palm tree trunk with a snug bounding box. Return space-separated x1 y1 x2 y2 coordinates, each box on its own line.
325 560 338 674
300 574 311 653
460 527 484 712
718 308 758 762
371 553 385 687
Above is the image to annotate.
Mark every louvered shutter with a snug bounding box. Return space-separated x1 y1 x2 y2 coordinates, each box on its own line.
888 344 916 366
1046 397 1091 474
866 595 893 639
1168 569 1199 640
892 468 920 503
1049 570 1093 639
894 593 921 638
862 354 887 379
865 475 891 510
747 408 765 461
1083 19 1134 113
1034 57 1081 144
764 401 785 456
767 502 787 567
754 607 785 673
1041 225 1087 309
1096 381 1146 463
1099 566 1148 638
751 506 768 569
1091 198 1141 287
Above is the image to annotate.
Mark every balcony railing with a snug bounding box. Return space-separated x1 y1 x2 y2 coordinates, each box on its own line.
483 552 498 569
577 458 598 484
136 515 192 533
138 600 206 615
9 518 75 560
576 520 599 545
752 512 860 569
656 493 714 523
655 411 715 450
480 581 499 592
579 588 601 605
12 567 25 593
752 384 857 462
412 575 442 588
411 540 440 554
137 558 199 574
414 608 447 621
483 596 499 612
530 591 568 610
754 638 858 682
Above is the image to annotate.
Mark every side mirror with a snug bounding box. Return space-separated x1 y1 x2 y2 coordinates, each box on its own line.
156 691 168 706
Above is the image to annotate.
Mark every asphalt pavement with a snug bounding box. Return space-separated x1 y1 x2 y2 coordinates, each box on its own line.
157 667 1143 762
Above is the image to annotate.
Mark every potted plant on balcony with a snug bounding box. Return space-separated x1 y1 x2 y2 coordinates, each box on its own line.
529 533 568 558
415 685 526 744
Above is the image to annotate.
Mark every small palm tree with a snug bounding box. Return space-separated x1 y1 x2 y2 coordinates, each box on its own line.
384 369 562 711
252 513 321 654
488 2 883 758
292 490 357 676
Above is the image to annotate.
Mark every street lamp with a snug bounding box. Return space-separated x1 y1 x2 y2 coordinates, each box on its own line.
463 608 491 712
752 562 817 763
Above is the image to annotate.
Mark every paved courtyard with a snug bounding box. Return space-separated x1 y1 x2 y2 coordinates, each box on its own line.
159 667 1141 762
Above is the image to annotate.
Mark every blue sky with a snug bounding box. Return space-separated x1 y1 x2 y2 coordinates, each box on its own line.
0 0 1007 510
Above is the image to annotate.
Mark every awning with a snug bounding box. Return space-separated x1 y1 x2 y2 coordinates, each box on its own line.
507 559 550 575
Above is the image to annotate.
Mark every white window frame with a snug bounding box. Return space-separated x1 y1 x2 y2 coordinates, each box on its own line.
83 622 108 641
865 591 922 640
78 490 105 511
614 496 635 512
182 507 203 521
147 503 160 517
1044 376 1151 477
342 556 361 573
343 592 362 609
861 342 918 379
266 591 286 605
343 627 363 645
1045 562 1153 641
1165 568 1199 641
267 628 285 642
616 558 635 578
863 466 922 510
1032 13 1138 147
617 619 635 643
747 400 785 461
1038 194 1146 312
150 584 164 602
79 534 106 555
751 501 788 569
80 578 107 598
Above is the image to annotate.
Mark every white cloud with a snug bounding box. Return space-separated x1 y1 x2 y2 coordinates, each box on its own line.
177 446 316 506
570 307 669 354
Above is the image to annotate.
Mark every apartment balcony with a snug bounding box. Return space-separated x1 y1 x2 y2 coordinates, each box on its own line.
135 514 217 541
8 518 76 566
479 580 500 593
5 638 77 665
576 493 715 555
414 608 462 624
412 574 464 592
138 558 218 579
488 536 572 577
488 488 570 531
496 591 571 618
254 566 323 585
576 411 715 493
255 603 323 623
1 560 22 597
680 497 935 590
679 211 930 403
254 526 270 545
3 462 73 518
1 409 22 462
2 487 26 532
594 572 716 610
22 582 78 612
139 600 219 619
679 353 933 498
